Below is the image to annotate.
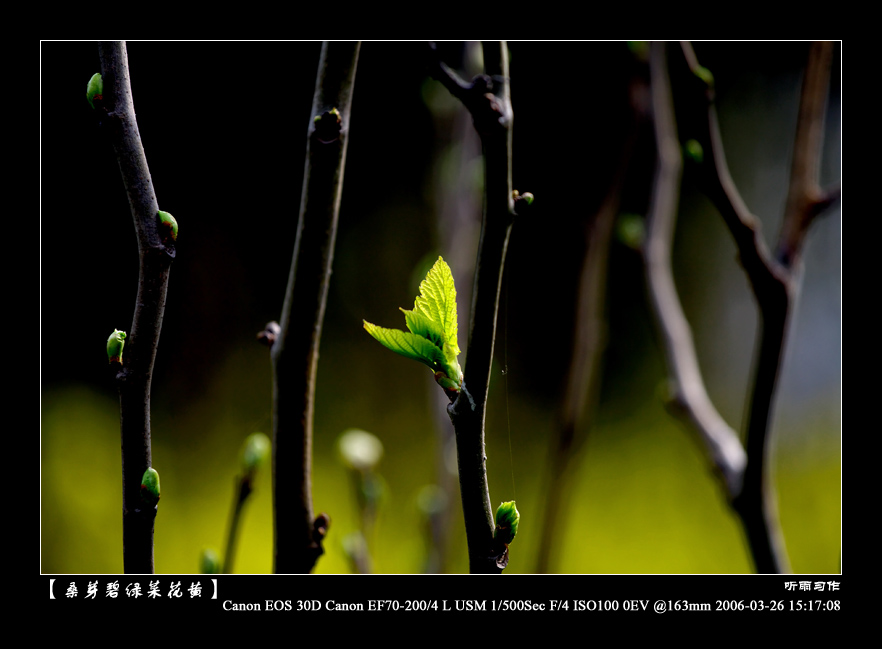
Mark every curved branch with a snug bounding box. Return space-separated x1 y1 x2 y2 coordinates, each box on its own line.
98 41 173 574
676 41 838 573
644 41 747 499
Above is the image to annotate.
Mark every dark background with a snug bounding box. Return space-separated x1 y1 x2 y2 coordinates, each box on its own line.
41 41 841 574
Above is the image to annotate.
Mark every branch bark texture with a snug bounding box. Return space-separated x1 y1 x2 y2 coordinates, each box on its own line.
430 42 516 573
99 41 173 574
271 41 360 574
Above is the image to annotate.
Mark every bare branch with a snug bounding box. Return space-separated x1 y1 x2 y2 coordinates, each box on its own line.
675 41 838 573
99 41 173 574
644 41 746 499
778 41 838 268
271 41 360 574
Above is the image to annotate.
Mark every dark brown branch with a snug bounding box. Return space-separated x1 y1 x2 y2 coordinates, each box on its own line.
271 41 360 574
675 40 790 573
99 41 173 574
430 41 516 573
676 41 838 573
645 42 747 499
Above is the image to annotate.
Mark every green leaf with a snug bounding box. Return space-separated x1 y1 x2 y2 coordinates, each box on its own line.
363 321 445 370
400 307 444 349
363 256 463 393
414 257 460 358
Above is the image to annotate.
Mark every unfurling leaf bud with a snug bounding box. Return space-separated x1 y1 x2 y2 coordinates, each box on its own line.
200 548 221 574
494 500 520 545
140 467 161 506
107 329 127 364
86 73 103 109
157 210 178 243
240 432 271 478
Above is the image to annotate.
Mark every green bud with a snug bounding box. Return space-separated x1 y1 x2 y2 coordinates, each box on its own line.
513 190 534 217
513 190 534 206
240 432 271 477
157 210 178 242
494 500 519 545
684 139 704 164
200 548 221 574
86 73 103 109
693 65 714 89
107 329 126 364
616 213 645 250
140 467 161 506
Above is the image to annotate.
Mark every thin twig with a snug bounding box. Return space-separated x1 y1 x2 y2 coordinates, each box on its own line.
99 41 173 574
778 41 836 269
271 41 360 574
222 476 252 574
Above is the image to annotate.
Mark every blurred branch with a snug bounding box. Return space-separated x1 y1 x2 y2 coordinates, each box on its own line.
778 41 838 268
271 41 360 573
429 41 518 573
221 432 269 574
428 42 482 573
535 48 651 574
222 475 252 574
98 41 174 574
674 40 839 573
644 42 747 500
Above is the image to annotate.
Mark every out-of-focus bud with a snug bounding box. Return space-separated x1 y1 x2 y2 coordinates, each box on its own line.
240 432 271 479
338 429 384 473
200 548 221 574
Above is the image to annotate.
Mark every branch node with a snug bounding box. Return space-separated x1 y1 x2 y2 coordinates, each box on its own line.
313 108 342 144
258 321 282 347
